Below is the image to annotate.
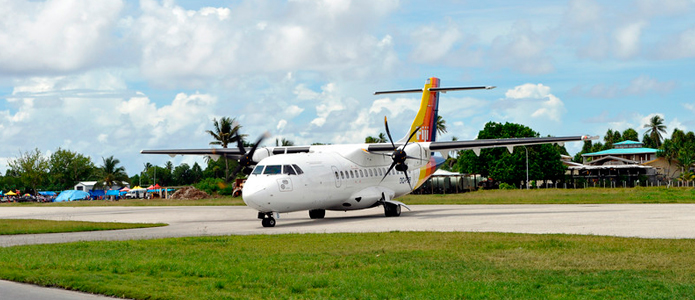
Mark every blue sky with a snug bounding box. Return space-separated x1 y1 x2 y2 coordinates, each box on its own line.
0 0 694 175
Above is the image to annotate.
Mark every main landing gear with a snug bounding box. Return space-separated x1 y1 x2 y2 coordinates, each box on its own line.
309 209 325 219
383 202 401 217
258 212 276 227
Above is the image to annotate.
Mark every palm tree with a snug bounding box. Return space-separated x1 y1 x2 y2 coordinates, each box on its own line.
206 117 244 182
436 115 447 135
95 156 128 190
643 115 667 148
276 138 294 146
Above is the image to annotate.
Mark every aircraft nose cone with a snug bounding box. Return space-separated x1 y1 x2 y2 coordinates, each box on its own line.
242 179 270 211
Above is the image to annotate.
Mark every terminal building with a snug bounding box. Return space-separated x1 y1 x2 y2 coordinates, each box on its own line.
568 141 662 186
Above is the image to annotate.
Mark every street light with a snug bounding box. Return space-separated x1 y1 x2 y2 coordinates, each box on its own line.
525 146 529 190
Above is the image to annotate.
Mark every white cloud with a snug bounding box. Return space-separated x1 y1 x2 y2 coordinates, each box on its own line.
657 27 695 59
490 21 554 74
614 21 647 59
571 75 677 98
132 0 400 86
0 0 124 74
493 83 566 125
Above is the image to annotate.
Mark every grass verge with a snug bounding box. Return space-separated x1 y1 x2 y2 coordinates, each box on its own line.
0 219 166 235
4 187 695 207
0 232 694 299
401 186 695 204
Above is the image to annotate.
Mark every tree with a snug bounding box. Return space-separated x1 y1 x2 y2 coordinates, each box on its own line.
455 122 566 186
94 156 129 190
8 148 48 194
365 133 387 143
173 163 192 185
643 115 667 148
436 115 447 135
48 148 96 191
206 117 244 182
276 138 294 146
658 139 678 179
622 128 639 142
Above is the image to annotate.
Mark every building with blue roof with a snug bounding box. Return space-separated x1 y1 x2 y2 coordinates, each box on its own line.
581 140 658 165
568 140 660 186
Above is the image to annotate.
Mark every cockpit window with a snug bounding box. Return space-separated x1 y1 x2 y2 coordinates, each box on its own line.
292 164 304 175
283 165 296 175
252 165 264 175
263 165 282 175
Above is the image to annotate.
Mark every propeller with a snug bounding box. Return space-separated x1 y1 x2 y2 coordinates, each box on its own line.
231 132 269 178
380 116 422 189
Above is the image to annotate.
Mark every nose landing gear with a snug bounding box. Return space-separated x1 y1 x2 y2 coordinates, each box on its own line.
258 212 276 227
261 217 276 227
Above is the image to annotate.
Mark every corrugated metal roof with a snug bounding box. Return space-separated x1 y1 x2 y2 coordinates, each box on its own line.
614 140 642 145
583 147 658 156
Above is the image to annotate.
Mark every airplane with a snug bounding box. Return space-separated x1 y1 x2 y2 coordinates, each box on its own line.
142 77 596 227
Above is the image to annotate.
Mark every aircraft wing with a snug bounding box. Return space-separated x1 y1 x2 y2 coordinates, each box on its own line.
426 135 597 155
366 135 596 153
140 146 312 159
140 148 245 159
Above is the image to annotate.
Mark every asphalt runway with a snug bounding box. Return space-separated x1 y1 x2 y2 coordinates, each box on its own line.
1 204 695 299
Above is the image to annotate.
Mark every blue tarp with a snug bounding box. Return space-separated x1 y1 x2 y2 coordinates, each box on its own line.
89 190 105 197
54 190 90 202
39 191 57 196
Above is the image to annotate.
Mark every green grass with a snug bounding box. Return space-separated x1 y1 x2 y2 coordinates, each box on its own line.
0 219 166 235
1 232 694 299
1 197 246 206
4 187 695 207
401 186 695 205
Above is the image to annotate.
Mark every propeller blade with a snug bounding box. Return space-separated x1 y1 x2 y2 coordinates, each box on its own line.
403 170 412 190
230 164 244 180
236 137 246 154
402 126 421 148
380 161 397 184
384 116 396 149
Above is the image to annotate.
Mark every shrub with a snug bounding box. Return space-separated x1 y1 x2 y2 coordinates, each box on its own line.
499 182 516 190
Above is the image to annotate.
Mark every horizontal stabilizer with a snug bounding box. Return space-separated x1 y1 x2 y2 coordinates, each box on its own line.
374 86 495 95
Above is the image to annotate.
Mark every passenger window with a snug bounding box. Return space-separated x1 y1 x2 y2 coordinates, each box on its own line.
369 169 373 177
292 164 304 174
263 165 282 175
378 168 383 176
359 170 364 177
283 165 296 175
350 170 355 178
252 165 264 175
335 172 339 179
340 171 345 179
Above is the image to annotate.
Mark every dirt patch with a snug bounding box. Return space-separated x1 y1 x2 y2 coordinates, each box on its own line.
170 186 211 200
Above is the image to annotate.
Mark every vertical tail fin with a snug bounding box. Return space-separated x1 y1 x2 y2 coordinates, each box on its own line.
403 77 440 143
373 77 494 144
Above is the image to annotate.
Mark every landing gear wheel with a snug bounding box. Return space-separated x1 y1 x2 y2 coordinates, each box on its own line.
309 209 326 219
384 202 401 217
261 217 276 227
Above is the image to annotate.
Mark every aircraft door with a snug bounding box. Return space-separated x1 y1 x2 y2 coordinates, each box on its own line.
331 166 341 188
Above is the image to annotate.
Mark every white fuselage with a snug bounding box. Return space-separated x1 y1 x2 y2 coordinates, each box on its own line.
242 144 431 214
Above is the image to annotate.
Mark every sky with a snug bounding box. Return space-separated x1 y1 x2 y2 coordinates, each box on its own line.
1 0 694 176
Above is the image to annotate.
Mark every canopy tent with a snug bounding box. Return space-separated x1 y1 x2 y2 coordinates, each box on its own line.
105 190 120 196
5 191 17 196
54 190 89 202
131 186 143 190
120 187 131 192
